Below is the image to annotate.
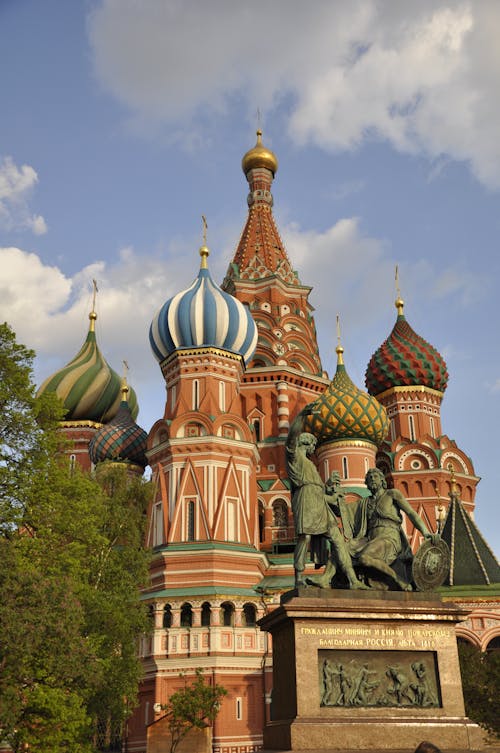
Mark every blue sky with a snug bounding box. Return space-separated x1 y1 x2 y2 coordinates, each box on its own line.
1 0 499 556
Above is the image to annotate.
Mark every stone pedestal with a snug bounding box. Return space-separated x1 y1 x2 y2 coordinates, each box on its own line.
259 588 482 752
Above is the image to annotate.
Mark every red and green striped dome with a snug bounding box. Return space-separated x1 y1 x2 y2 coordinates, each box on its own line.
89 386 147 469
365 300 448 396
37 312 138 423
304 347 389 446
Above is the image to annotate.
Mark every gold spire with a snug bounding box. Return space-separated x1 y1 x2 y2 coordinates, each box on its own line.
241 129 278 176
395 264 404 316
121 360 129 402
336 314 344 365
89 279 98 332
199 215 209 269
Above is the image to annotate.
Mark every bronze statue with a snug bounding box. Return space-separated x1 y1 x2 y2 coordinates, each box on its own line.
285 406 366 589
344 468 441 591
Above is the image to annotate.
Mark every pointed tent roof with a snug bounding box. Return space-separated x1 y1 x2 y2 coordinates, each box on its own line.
224 130 299 286
441 493 500 586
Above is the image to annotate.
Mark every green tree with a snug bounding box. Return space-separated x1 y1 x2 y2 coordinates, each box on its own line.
458 642 500 737
0 323 152 751
161 669 227 753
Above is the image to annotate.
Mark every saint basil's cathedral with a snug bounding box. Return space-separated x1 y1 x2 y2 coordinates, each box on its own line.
38 131 500 753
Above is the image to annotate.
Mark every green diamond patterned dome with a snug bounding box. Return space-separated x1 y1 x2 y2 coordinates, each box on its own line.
304 348 389 446
37 311 138 423
365 299 448 396
89 385 147 469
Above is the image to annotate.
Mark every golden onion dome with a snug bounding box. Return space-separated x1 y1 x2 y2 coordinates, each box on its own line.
242 130 278 176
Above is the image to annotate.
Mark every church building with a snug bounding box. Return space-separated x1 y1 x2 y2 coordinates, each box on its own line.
37 131 500 753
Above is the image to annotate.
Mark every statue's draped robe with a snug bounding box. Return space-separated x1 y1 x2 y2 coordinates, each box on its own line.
285 443 337 535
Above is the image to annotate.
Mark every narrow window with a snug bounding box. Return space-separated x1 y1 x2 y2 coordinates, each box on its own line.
430 417 435 438
253 419 261 442
258 502 265 543
221 602 234 627
187 500 195 541
243 603 256 627
364 457 369 473
409 414 416 441
163 604 172 629
201 602 211 627
69 454 76 475
236 697 243 720
219 381 225 412
180 603 193 627
192 379 200 410
342 456 349 479
170 384 177 409
390 419 396 442
153 502 163 547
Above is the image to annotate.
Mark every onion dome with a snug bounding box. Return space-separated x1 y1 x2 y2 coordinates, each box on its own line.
89 379 148 469
365 297 448 396
242 129 278 176
37 307 139 423
304 344 389 446
149 241 258 365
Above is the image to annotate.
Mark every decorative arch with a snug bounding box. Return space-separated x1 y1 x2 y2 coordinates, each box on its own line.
456 628 481 649
441 452 469 474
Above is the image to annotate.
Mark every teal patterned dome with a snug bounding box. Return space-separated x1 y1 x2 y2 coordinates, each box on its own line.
89 383 147 469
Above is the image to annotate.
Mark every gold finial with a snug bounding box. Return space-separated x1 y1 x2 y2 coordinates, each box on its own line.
89 279 98 331
199 215 209 269
447 462 458 498
395 265 404 316
336 314 344 365
121 360 130 401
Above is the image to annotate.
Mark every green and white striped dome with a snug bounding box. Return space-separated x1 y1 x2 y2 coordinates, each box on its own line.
37 311 138 424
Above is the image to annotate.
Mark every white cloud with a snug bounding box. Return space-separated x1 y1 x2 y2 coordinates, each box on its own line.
88 0 500 188
0 157 48 235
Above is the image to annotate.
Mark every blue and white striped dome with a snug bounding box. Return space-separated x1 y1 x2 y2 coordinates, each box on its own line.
149 245 258 365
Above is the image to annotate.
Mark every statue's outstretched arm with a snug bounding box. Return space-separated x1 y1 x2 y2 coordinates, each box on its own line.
393 491 440 542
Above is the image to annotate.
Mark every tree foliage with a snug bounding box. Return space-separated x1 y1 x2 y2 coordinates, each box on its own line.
0 323 152 752
161 669 227 753
458 641 500 737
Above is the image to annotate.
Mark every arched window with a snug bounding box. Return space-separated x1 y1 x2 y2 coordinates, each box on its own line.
192 379 200 410
220 602 234 627
364 457 369 473
272 499 287 528
69 454 76 475
253 419 261 442
163 604 172 629
180 603 193 627
342 456 349 479
201 602 211 627
242 603 257 627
